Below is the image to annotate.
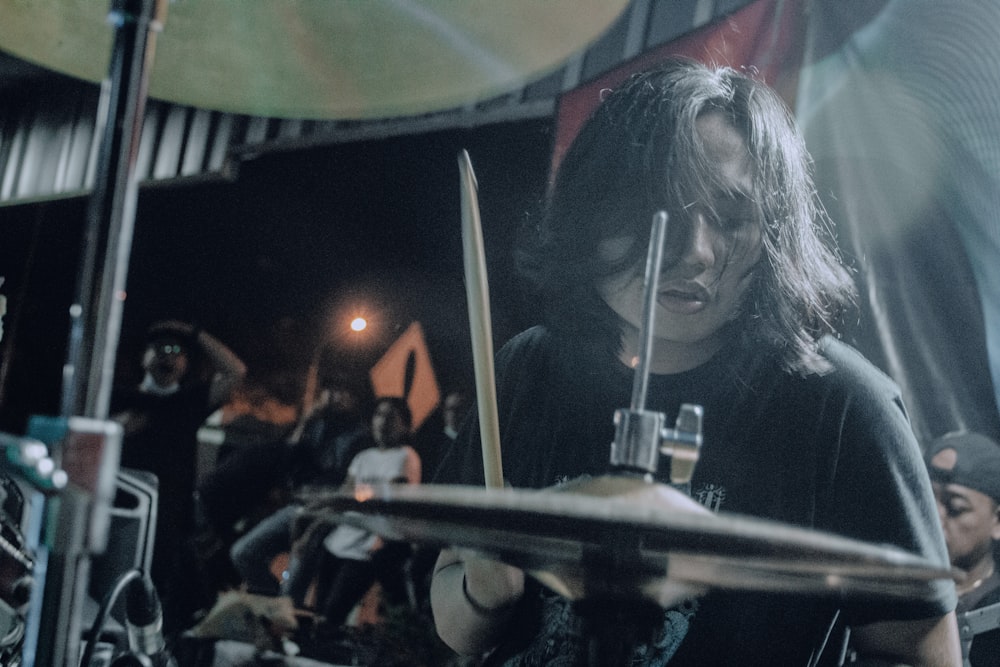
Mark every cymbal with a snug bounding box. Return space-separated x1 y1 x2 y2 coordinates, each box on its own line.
0 0 629 120
309 478 955 606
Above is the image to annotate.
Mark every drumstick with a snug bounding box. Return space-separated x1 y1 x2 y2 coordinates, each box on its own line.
459 149 504 489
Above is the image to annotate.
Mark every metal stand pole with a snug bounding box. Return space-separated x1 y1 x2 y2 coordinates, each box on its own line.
63 0 166 421
21 1 168 665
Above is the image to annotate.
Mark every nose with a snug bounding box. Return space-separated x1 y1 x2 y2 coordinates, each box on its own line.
679 212 717 273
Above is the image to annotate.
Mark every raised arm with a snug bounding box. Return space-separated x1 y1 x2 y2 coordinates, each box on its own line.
286 378 328 445
149 319 246 408
192 325 247 409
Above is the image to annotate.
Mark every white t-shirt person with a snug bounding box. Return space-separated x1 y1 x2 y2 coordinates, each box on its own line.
325 444 420 560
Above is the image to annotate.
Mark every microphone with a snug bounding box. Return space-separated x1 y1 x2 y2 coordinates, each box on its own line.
124 575 177 667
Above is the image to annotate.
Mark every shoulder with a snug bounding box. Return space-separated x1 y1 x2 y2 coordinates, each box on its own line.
748 336 908 435
496 325 605 378
340 423 369 443
497 326 554 360
809 336 902 402
493 326 561 385
976 574 1000 609
111 387 146 412
349 446 376 464
806 337 919 456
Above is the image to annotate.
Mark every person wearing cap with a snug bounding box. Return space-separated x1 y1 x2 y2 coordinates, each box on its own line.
926 431 1000 666
113 319 246 634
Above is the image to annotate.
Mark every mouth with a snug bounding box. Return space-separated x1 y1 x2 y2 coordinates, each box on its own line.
657 281 712 313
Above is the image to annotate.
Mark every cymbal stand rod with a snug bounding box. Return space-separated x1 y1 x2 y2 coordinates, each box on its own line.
609 212 703 484
629 211 667 413
62 0 166 421
609 212 668 478
26 1 168 665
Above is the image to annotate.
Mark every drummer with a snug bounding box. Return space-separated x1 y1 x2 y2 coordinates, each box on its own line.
430 58 960 665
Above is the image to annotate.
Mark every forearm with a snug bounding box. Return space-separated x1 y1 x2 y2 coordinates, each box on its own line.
850 612 961 667
430 549 524 656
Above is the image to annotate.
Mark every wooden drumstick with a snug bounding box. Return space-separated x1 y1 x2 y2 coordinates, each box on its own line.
459 149 504 490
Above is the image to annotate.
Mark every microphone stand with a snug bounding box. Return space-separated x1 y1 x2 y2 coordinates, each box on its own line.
6 2 169 665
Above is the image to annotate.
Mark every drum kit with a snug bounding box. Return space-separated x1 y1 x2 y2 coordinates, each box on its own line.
0 1 960 665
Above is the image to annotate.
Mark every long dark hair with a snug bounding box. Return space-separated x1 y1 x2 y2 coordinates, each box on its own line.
518 58 855 375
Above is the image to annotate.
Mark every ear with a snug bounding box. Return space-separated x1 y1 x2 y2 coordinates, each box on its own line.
992 504 1000 542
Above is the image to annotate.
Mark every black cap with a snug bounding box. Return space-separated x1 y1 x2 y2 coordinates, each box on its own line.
926 431 1000 504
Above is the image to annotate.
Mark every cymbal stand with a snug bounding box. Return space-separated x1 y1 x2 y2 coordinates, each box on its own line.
581 211 705 664
3 1 168 665
607 211 703 487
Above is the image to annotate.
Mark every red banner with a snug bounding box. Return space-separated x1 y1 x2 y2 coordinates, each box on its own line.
551 0 806 176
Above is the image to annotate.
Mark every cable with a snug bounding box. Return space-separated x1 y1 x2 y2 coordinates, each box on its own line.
80 568 143 667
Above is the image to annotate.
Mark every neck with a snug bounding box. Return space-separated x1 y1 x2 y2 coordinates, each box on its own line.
139 373 180 396
617 327 726 375
958 557 996 596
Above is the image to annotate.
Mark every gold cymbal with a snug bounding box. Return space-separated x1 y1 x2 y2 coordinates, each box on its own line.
0 0 629 120
307 479 955 605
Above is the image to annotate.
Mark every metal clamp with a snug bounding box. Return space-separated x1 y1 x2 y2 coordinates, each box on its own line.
609 403 703 485
660 403 703 485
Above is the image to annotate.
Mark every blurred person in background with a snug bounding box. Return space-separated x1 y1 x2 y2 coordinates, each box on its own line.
113 319 246 633
926 431 1000 666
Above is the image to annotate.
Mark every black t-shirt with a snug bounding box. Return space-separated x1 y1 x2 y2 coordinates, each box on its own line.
436 326 956 666
114 382 216 629
959 570 1000 667
116 382 213 538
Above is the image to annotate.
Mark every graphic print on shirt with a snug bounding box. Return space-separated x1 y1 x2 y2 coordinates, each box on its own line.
693 483 726 512
502 593 695 667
